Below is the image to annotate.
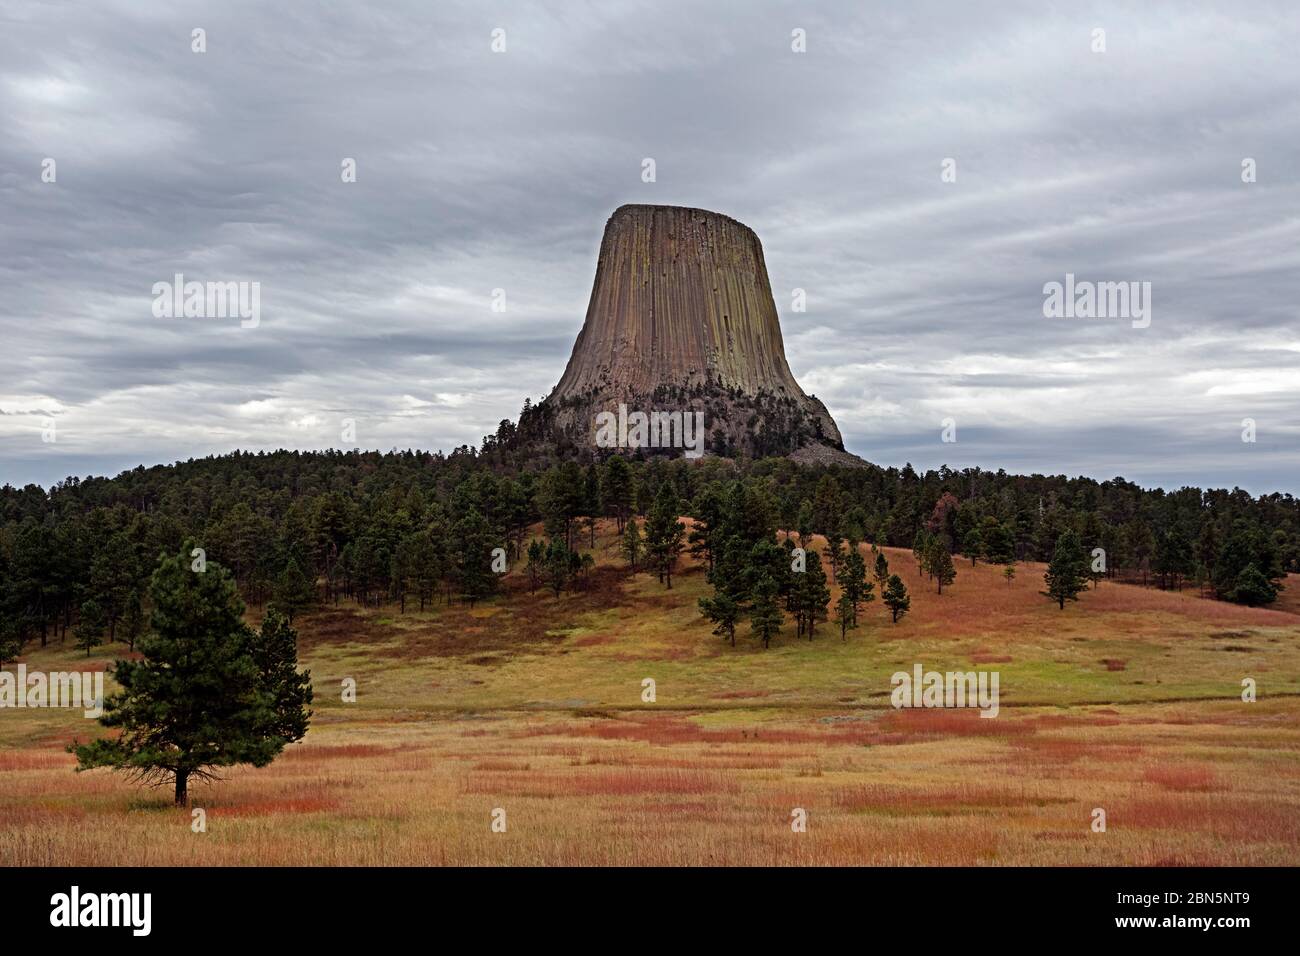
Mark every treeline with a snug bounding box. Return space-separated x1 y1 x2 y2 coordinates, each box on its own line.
1 445 1295 662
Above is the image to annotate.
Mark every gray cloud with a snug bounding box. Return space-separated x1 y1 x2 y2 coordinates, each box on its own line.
2 0 1298 493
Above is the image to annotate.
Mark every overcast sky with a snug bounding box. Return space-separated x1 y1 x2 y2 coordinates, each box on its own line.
2 0 1298 494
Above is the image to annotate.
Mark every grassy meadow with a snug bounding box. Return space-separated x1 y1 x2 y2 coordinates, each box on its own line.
3 523 1298 866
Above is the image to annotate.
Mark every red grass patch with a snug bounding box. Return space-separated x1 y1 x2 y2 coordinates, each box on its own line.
880 708 1032 737
1143 766 1221 792
0 751 73 772
834 783 1065 814
1121 796 1300 840
1008 736 1091 762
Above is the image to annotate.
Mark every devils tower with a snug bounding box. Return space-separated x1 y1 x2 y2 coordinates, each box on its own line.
525 204 850 462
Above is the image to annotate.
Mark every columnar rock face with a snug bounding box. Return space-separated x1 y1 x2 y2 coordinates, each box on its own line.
535 204 847 460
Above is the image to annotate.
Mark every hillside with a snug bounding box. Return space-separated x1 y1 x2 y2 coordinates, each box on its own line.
3 525 1298 866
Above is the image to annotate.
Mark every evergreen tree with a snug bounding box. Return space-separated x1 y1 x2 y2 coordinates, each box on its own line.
795 500 813 547
1129 521 1156 587
883 574 911 623
1212 522 1282 604
749 573 783 649
1043 530 1087 609
843 511 867 552
824 528 844 583
582 463 602 548
1229 563 1276 606
600 455 634 533
525 538 545 593
928 539 957 594
1196 519 1219 597
538 462 584 549
390 540 414 613
1003 564 1016 587
273 557 315 621
812 475 843 535
962 527 983 566
912 529 931 579
793 549 830 639
687 485 725 571
982 520 1016 565
544 538 573 596
839 548 873 626
696 535 748 651
835 591 857 641
249 608 313 745
409 530 439 610
699 590 740 647
621 517 644 572
454 508 498 607
119 588 145 652
873 550 890 596
1154 528 1193 591
645 483 686 588
89 532 139 642
75 599 106 657
71 545 312 806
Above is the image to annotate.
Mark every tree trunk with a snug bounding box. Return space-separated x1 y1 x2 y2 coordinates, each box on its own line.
174 770 189 807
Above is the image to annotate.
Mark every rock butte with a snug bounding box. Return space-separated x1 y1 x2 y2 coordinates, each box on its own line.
539 204 853 463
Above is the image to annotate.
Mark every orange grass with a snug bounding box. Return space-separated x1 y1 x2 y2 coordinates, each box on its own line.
2 528 1297 866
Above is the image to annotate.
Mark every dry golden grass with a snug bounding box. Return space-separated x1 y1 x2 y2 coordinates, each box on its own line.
2 525 1298 866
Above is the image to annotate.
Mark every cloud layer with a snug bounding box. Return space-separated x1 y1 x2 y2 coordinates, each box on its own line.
2 0 1298 492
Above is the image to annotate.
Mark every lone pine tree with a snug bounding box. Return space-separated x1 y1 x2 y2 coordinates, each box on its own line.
1043 529 1088 609
883 574 911 623
928 539 957 594
70 545 312 806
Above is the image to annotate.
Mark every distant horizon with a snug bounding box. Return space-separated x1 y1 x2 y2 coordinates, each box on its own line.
4 433 1294 500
